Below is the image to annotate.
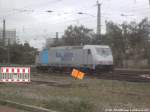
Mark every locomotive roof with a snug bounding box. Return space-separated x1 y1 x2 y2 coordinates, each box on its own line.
50 46 83 50
49 45 110 50
84 45 110 48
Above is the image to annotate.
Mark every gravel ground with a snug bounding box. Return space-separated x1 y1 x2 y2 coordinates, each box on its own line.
0 105 27 112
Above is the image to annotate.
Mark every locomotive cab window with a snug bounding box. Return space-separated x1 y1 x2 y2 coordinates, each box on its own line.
96 48 111 56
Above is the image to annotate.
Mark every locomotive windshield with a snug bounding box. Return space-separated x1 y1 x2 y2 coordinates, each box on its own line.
96 48 111 57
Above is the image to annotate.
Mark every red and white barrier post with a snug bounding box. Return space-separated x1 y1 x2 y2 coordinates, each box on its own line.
0 67 30 82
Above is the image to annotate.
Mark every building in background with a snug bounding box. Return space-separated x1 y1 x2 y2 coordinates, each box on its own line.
45 38 57 48
0 29 16 45
45 32 60 48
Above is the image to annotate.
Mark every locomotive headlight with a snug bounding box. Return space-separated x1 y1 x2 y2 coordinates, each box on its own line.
98 61 113 65
95 54 113 65
98 61 104 64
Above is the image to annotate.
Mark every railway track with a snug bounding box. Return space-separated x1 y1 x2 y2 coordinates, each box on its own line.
0 99 55 112
31 79 73 88
92 68 150 82
32 68 150 83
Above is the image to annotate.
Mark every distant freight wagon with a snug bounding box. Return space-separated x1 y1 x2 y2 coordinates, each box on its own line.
35 45 113 73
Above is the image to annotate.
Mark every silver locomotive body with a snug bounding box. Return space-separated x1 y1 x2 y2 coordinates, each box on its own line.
35 45 113 72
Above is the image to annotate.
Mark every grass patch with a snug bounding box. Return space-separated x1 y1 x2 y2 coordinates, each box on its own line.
0 74 150 112
43 98 94 112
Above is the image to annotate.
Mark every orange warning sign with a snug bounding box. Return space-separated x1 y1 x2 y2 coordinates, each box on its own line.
71 69 85 80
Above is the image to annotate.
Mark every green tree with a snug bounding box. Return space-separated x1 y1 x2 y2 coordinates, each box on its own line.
105 21 125 67
62 25 93 45
126 18 150 65
105 18 150 67
8 42 37 65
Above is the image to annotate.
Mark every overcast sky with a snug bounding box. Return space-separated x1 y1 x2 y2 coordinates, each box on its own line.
0 0 150 49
